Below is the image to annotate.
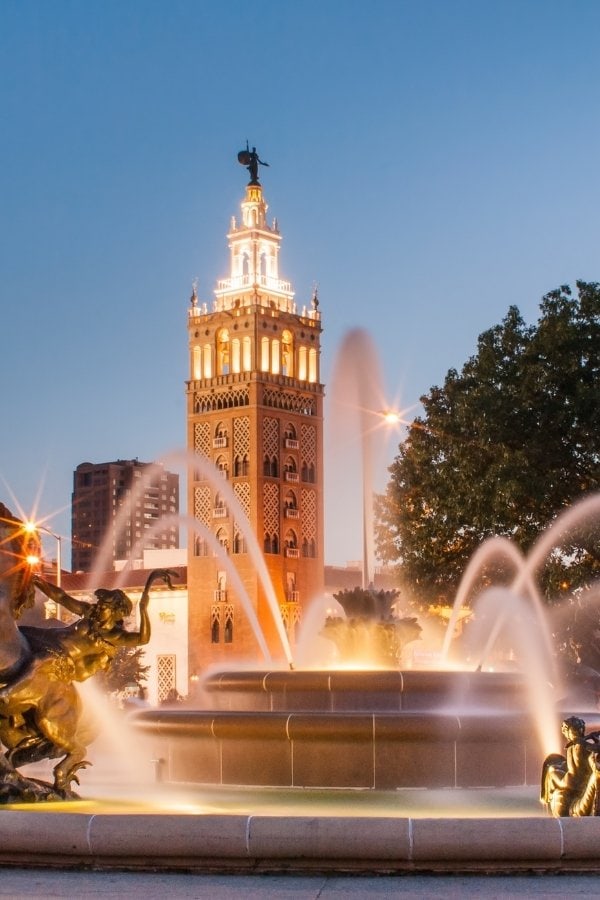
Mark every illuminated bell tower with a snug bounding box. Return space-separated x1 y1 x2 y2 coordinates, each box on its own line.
186 148 324 673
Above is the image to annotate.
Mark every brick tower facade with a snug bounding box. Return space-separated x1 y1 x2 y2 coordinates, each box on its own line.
186 158 324 674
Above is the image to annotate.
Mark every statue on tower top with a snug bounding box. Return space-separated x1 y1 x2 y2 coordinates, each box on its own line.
238 142 269 185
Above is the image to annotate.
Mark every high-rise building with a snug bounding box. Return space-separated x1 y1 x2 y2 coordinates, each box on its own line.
186 152 325 671
71 459 179 572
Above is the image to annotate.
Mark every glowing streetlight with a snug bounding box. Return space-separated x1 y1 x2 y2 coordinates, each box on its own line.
360 407 404 590
24 521 62 588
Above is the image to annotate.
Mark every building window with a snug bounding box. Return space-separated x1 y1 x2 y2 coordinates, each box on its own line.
281 329 293 376
194 535 208 556
217 328 230 375
233 531 246 554
264 532 279 554
261 336 270 372
242 336 251 371
157 654 176 703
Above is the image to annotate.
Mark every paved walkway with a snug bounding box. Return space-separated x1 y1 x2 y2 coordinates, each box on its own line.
0 869 599 898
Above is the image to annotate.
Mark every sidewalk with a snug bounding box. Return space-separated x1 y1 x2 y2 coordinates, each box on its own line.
0 869 599 899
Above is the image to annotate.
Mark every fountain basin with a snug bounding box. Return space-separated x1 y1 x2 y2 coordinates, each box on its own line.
132 669 548 790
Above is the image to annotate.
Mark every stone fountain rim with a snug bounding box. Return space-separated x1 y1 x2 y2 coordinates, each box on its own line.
0 809 599 873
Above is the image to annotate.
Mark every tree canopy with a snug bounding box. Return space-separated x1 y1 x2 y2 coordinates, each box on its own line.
376 281 600 605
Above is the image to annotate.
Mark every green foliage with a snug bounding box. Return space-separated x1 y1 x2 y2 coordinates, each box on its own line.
97 646 149 694
377 282 600 606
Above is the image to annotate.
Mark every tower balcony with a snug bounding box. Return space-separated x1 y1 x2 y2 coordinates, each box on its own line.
284 471 299 483
213 507 228 518
286 591 300 603
284 507 300 519
213 589 228 602
284 438 299 449
213 436 228 449
216 274 293 295
285 547 300 558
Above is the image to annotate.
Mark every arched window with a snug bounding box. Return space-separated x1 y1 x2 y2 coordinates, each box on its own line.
285 530 298 550
231 338 241 374
203 343 213 378
263 454 271 477
261 336 270 372
284 456 297 474
284 423 297 441
217 328 230 375
281 330 293 376
193 346 202 380
298 346 307 381
194 535 208 557
215 527 229 554
224 611 233 643
233 531 246 554
264 533 272 553
301 538 309 557
301 462 308 482
211 616 220 644
285 490 297 510
242 336 251 371
270 456 279 477
215 455 228 478
271 339 280 375
272 533 279 554
308 347 317 383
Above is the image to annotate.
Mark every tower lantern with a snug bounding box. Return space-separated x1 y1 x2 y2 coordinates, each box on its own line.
186 148 325 673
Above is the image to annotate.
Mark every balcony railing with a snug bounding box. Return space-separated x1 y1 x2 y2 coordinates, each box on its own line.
213 507 227 518
285 547 300 558
213 436 228 449
213 589 228 602
286 591 300 603
284 438 299 449
285 507 300 519
284 471 299 483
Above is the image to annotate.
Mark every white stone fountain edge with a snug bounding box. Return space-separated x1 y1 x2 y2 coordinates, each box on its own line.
0 812 599 872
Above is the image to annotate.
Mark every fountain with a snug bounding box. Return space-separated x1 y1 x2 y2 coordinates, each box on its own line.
4 478 600 869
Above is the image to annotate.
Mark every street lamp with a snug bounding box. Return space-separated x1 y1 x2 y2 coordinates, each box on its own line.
361 408 403 590
24 521 62 588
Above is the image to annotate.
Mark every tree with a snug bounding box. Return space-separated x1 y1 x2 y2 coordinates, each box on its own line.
376 282 600 606
96 646 149 695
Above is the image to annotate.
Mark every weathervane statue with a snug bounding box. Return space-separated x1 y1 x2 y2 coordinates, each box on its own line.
238 141 269 185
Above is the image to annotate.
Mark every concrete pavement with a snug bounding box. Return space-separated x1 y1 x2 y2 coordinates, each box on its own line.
0 868 599 898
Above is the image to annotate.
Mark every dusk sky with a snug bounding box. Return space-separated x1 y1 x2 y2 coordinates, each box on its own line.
1 1 599 568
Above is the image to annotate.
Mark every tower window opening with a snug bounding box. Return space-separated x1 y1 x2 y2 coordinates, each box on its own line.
233 531 246 554
203 343 213 378
217 328 230 375
194 535 208 557
261 336 270 372
242 335 251 371
298 346 307 381
224 611 234 643
282 330 293 376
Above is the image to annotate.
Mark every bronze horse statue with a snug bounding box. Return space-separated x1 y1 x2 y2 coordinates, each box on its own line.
0 502 175 802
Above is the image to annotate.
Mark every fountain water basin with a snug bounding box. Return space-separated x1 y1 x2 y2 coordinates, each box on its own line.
133 668 546 790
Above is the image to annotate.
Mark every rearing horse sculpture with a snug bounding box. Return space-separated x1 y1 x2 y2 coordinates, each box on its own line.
0 502 176 802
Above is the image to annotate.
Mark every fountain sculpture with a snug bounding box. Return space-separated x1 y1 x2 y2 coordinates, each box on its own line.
321 587 421 666
0 501 177 804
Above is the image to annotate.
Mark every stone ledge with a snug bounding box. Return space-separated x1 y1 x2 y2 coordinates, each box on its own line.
0 812 599 872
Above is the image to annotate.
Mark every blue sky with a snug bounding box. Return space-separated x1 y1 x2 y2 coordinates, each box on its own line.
1 0 599 568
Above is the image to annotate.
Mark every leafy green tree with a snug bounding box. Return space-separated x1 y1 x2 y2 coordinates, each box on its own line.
97 646 149 695
376 282 600 606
